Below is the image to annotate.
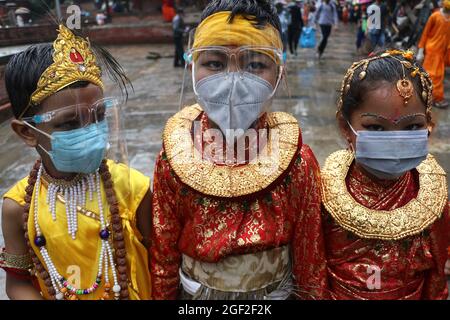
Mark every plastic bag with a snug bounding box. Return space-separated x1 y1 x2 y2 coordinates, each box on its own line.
300 27 316 48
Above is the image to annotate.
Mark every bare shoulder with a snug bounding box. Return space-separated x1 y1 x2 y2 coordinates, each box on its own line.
2 198 27 254
2 198 24 226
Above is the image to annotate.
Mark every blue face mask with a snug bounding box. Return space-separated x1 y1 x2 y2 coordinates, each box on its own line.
348 123 429 180
25 121 109 174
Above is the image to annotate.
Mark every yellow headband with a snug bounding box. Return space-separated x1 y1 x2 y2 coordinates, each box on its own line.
192 11 283 50
20 25 104 119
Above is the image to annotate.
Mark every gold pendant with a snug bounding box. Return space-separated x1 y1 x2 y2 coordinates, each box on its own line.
396 78 414 105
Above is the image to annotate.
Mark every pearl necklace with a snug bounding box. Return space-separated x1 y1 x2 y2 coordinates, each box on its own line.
43 170 95 239
33 164 121 300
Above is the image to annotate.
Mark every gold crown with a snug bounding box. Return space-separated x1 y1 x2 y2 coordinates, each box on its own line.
20 25 104 118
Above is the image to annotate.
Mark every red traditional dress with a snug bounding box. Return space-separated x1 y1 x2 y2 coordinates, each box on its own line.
322 150 449 300
150 105 327 300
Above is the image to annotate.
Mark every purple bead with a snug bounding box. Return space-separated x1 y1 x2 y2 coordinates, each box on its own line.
34 235 46 247
99 229 110 239
83 289 88 295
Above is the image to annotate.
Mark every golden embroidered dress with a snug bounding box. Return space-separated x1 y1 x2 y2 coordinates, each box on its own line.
150 105 328 300
321 150 449 300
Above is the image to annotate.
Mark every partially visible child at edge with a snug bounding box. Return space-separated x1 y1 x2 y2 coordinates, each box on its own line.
0 25 152 300
321 49 449 300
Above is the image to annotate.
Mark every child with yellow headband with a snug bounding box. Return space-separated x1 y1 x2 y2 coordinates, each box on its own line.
321 49 449 300
151 0 328 300
0 25 152 300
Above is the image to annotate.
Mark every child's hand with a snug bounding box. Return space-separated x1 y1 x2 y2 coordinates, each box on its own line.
445 259 450 276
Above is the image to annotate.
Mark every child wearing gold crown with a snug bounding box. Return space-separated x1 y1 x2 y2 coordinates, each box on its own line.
0 25 152 300
321 49 449 299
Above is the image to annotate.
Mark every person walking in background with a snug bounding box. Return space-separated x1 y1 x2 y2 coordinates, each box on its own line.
173 7 186 68
417 0 450 109
163 0 176 22
307 3 317 28
275 1 290 59
287 0 303 56
356 9 368 54
366 0 388 49
315 0 338 59
342 4 349 24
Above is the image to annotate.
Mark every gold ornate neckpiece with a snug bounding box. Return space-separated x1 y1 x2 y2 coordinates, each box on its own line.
321 149 447 240
19 25 104 118
163 105 300 198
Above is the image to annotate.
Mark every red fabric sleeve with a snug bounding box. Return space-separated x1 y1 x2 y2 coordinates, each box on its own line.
291 144 329 300
150 149 182 300
422 203 449 300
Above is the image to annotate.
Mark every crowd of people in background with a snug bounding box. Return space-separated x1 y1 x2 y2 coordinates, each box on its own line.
270 1 446 55
169 0 449 108
264 0 450 108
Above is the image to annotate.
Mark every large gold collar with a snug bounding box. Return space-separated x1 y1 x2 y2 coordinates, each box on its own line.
321 149 447 240
163 105 300 198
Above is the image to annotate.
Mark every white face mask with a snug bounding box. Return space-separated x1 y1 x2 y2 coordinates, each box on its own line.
194 72 276 139
348 122 429 180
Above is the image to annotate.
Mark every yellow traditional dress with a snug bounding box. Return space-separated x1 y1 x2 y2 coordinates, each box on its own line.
3 160 152 300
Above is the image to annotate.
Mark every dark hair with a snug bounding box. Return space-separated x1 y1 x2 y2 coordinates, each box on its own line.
200 0 282 34
339 51 432 122
5 44 51 118
275 3 284 12
5 40 131 119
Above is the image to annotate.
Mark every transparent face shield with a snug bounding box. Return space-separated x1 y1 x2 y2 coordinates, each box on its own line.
174 24 291 172
22 94 129 177
179 27 287 118
20 89 133 251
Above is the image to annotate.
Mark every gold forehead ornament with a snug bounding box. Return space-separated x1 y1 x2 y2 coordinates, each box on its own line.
19 25 104 119
338 49 433 114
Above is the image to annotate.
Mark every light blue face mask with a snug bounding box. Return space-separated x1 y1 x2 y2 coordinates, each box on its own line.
348 123 429 180
25 120 109 174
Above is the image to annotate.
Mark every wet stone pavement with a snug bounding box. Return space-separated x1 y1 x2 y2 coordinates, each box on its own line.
0 24 449 299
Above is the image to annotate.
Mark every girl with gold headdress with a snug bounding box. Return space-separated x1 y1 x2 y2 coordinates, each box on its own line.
0 25 152 300
150 0 327 300
321 49 449 300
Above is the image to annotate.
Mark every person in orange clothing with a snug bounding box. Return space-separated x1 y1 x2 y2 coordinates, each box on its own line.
417 0 450 109
162 0 176 22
